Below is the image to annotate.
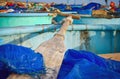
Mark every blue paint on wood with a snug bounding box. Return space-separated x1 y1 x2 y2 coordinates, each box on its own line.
0 25 61 36
54 15 120 24
0 24 120 54
0 24 120 36
89 31 114 54
74 17 120 25
0 13 50 17
0 39 3 44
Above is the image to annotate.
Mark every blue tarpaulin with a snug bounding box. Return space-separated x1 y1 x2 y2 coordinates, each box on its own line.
0 44 45 79
0 61 11 79
57 49 120 79
82 2 101 10
1 44 120 79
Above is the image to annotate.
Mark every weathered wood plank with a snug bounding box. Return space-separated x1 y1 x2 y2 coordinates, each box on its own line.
99 53 120 61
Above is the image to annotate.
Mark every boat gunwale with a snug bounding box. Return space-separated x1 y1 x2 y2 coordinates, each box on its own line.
0 13 52 17
0 24 120 36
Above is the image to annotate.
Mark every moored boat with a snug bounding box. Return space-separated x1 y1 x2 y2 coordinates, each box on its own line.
0 0 120 79
0 13 53 27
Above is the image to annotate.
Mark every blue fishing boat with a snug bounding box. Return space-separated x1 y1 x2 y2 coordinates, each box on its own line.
54 11 120 24
0 17 120 54
0 21 120 79
0 0 120 79
0 13 53 27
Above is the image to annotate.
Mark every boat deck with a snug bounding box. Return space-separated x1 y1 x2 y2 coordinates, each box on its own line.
99 53 120 61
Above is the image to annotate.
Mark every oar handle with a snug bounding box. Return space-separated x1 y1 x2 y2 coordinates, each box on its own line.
57 12 80 19
56 16 73 38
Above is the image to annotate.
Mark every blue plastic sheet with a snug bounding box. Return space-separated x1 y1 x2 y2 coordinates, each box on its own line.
53 2 101 12
82 2 101 10
71 2 101 11
0 61 11 79
0 44 45 78
57 49 120 79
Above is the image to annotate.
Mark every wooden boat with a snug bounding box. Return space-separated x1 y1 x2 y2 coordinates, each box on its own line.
54 11 120 24
0 2 120 79
92 10 120 18
0 17 120 56
0 13 53 27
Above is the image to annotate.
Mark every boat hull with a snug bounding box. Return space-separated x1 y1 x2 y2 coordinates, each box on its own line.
54 15 120 24
0 13 53 27
0 24 120 54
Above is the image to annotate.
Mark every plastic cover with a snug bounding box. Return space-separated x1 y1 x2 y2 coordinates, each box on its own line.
82 2 101 10
57 49 120 79
0 44 45 78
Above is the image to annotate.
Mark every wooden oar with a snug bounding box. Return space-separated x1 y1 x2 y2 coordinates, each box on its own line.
57 12 80 19
35 16 73 79
7 15 80 79
7 74 33 79
40 6 80 20
48 9 80 20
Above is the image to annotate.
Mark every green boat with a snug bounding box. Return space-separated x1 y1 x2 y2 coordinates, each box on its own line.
0 13 53 27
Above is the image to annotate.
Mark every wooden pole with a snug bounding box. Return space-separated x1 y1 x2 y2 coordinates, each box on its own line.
35 16 73 79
